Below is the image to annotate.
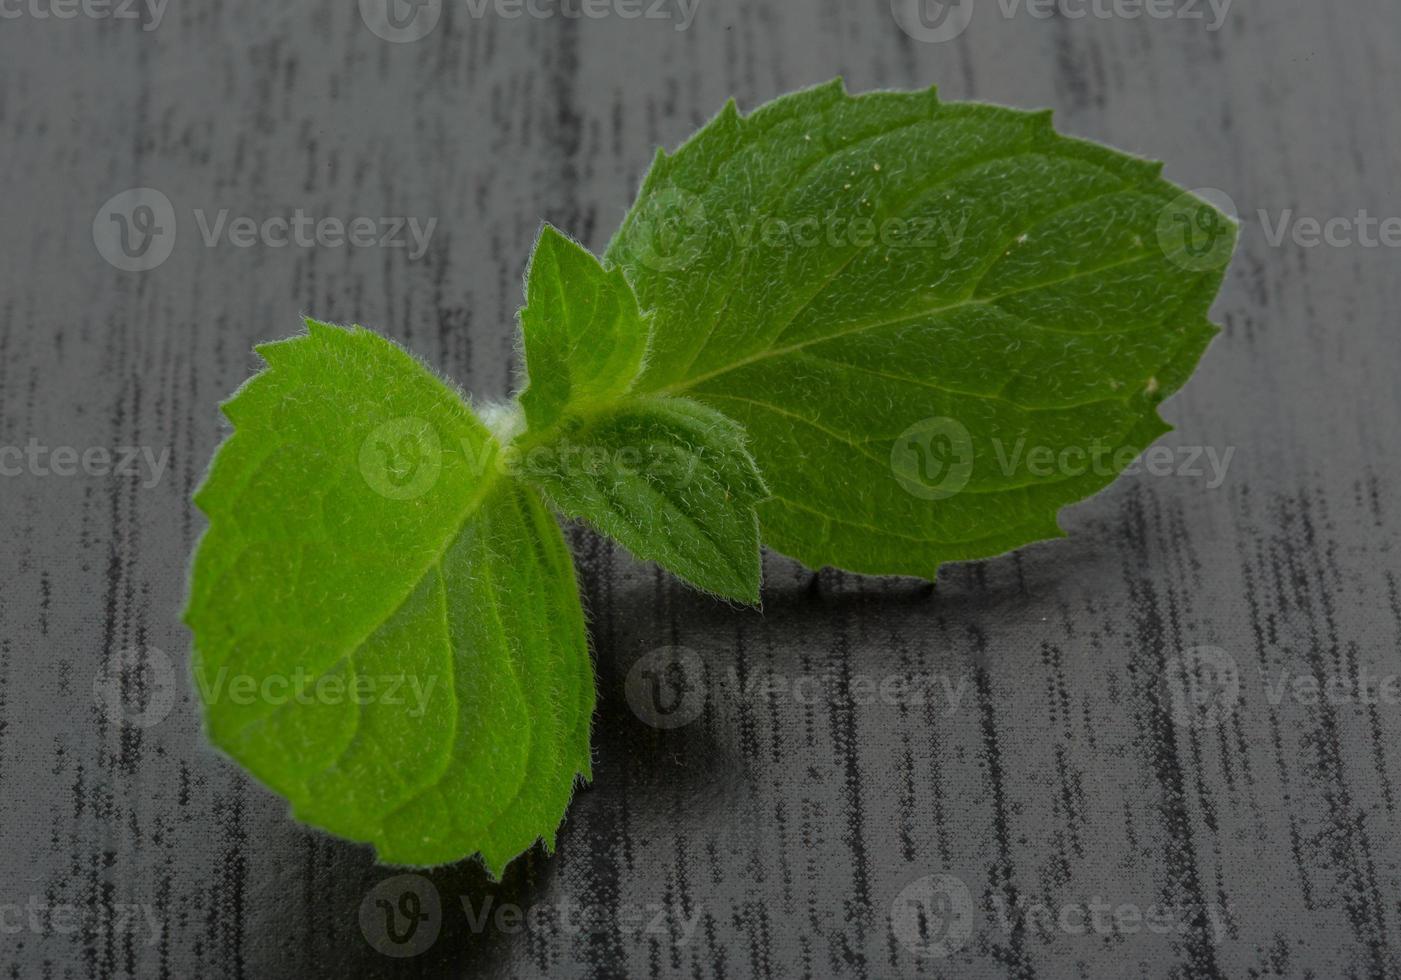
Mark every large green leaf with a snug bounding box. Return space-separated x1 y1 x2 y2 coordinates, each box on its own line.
605 80 1235 578
184 320 593 874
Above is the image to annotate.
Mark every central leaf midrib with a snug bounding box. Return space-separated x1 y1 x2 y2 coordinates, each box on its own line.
652 249 1160 400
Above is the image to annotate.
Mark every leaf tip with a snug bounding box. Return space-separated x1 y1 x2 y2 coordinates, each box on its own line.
306 317 365 348
534 221 573 251
252 334 303 366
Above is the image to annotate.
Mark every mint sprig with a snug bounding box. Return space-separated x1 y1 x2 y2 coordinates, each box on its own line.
185 80 1234 873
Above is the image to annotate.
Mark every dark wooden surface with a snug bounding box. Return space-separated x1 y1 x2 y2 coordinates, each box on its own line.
3 1 1400 977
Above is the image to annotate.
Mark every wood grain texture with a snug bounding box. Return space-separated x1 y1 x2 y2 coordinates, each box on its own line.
1 1 1399 977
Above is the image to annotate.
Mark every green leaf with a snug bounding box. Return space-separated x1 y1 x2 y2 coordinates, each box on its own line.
187 82 1239 876
512 224 768 602
605 79 1235 579
184 320 594 875
513 395 767 603
518 223 652 431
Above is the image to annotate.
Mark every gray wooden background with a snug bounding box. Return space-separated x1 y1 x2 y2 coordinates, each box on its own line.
3 0 1399 977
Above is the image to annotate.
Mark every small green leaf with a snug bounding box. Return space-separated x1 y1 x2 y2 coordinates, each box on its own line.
518 223 652 431
512 227 767 601
515 395 767 603
606 80 1235 578
184 320 593 875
